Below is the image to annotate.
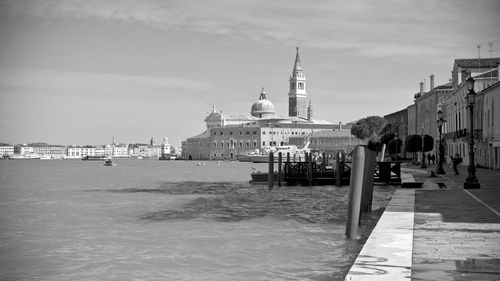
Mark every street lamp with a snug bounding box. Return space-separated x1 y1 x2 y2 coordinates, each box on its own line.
464 77 480 189
436 103 446 174
420 123 426 168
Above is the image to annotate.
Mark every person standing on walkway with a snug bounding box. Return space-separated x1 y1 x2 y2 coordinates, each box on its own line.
451 153 463 175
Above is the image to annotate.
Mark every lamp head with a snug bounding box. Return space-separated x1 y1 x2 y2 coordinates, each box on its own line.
466 76 475 92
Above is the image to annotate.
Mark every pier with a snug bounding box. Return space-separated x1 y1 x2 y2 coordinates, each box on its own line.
257 151 402 186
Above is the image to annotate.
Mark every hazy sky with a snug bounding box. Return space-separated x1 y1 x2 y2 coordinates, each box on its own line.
1 0 499 145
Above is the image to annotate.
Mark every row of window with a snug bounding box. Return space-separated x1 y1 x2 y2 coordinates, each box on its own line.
213 140 258 148
213 130 258 136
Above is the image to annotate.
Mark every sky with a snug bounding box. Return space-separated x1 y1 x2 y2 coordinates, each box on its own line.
0 0 499 146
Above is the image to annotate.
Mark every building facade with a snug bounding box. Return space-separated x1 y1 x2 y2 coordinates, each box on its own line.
182 48 340 160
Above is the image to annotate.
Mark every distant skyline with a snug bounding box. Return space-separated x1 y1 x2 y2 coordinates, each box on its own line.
1 0 499 145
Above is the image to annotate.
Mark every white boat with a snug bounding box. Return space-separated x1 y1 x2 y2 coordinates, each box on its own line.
40 155 52 160
237 144 310 163
8 153 41 160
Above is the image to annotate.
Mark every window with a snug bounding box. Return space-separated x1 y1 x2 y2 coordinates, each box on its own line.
253 141 257 147
213 142 217 148
239 142 243 147
253 131 257 135
221 141 224 148
220 132 223 135
262 141 266 146
239 131 242 135
213 132 217 136
246 131 250 135
246 141 250 147
229 131 233 135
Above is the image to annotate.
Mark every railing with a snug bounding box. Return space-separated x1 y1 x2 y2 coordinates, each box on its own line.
283 161 400 186
443 128 482 140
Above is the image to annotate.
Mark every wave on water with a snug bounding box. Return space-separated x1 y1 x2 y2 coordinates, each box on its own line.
138 183 396 225
88 181 250 195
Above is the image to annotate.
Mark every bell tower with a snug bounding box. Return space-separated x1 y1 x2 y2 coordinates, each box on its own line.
288 47 308 119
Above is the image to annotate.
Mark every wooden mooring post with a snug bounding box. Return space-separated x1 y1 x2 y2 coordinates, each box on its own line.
346 146 365 239
268 152 274 191
361 149 377 213
278 152 282 187
336 152 342 187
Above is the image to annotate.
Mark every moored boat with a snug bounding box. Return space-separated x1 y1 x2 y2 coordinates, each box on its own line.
8 154 41 160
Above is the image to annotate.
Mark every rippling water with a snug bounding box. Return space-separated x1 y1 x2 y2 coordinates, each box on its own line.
0 159 395 280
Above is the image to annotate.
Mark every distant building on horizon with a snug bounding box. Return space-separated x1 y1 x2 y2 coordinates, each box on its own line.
182 47 354 160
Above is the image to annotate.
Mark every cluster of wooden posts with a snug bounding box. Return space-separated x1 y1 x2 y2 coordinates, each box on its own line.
266 151 350 189
265 145 398 239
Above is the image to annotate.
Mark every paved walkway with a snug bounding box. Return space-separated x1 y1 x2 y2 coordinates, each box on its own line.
412 165 500 281
346 164 500 281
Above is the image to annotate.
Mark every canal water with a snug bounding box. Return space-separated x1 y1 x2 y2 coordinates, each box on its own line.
0 159 395 280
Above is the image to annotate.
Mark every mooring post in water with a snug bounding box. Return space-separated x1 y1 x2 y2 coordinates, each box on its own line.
278 152 282 187
268 152 274 190
361 148 377 213
308 152 313 186
346 146 365 239
336 152 341 187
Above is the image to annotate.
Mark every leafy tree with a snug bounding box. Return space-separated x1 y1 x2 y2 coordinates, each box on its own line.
405 135 434 153
351 116 388 151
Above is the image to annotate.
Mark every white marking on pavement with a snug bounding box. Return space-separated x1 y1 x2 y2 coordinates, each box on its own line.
463 189 500 218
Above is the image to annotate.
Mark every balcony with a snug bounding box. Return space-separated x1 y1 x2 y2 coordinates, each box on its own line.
443 128 483 141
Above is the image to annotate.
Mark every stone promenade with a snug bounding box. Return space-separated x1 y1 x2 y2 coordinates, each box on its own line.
346 164 500 281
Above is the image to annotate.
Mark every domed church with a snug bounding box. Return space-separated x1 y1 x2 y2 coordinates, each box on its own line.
182 48 342 160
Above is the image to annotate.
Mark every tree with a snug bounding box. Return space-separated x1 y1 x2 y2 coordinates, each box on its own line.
405 135 434 153
350 116 388 151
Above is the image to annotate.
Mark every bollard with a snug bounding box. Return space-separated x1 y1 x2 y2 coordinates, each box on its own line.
336 152 341 186
361 148 377 213
307 153 312 186
346 146 365 239
268 152 274 190
278 152 282 187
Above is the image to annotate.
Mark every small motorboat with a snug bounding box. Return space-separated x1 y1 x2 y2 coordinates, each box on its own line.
103 159 116 166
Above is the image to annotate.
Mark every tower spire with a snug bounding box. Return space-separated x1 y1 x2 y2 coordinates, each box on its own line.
288 47 308 119
293 46 302 72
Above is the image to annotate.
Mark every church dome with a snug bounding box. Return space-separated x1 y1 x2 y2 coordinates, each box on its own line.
251 88 276 118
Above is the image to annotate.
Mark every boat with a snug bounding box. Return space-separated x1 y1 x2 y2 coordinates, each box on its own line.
40 155 52 160
137 156 144 160
237 144 309 163
82 155 109 161
103 159 116 166
250 171 278 184
8 154 41 160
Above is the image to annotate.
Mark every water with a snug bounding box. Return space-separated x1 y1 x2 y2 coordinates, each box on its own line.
0 159 395 281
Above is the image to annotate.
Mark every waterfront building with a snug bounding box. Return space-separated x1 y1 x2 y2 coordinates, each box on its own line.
384 108 409 156
412 75 453 162
14 145 34 155
0 145 14 157
31 143 66 159
112 145 129 158
472 67 500 168
182 48 341 160
442 59 500 167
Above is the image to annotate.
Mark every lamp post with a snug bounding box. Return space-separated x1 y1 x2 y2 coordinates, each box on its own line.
464 77 480 189
436 103 446 174
420 123 426 168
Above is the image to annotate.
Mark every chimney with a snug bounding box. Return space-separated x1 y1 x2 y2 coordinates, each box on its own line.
430 74 435 90
419 82 424 95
